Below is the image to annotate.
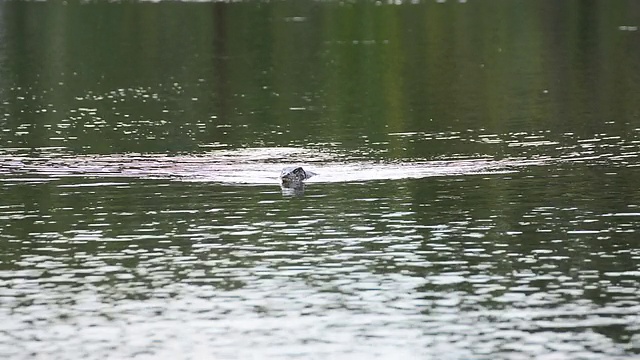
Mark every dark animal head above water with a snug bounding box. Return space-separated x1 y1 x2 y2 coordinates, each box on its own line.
279 166 316 184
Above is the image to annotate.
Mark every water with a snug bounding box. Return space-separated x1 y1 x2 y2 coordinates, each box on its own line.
1 1 640 359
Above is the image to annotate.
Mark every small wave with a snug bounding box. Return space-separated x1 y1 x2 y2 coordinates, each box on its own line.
0 147 553 185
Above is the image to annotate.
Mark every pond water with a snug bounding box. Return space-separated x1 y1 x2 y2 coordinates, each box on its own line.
1 1 639 359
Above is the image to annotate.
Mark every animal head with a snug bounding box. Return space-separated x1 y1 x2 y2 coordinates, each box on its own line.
280 166 308 183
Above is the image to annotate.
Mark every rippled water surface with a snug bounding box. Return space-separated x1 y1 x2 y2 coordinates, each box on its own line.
1 1 640 359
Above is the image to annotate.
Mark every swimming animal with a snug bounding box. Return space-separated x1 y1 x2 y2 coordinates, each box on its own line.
279 166 316 184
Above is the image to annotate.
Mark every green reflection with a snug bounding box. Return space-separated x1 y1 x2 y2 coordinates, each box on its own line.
0 1 637 155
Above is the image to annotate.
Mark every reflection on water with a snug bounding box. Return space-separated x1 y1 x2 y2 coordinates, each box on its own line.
1 0 640 359
1 154 639 359
280 182 306 197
